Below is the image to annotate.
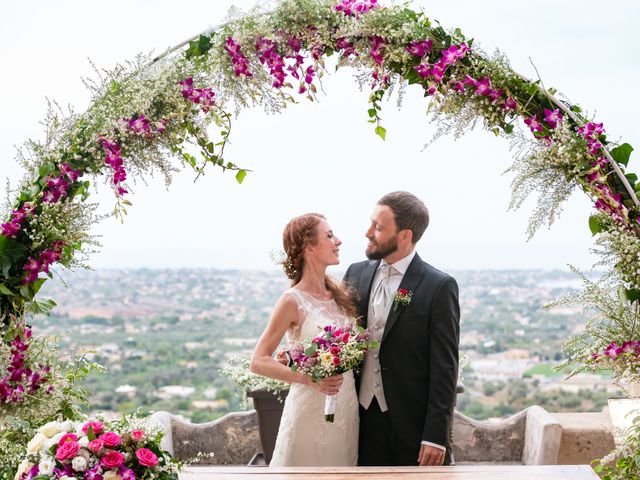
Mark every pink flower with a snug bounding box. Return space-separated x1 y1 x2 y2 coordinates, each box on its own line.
83 421 105 436
100 432 122 448
369 36 386 66
473 77 492 96
330 346 341 355
504 97 517 110
87 439 105 454
414 62 431 79
524 115 544 133
135 448 158 467
341 333 350 343
58 433 78 446
543 108 562 129
452 81 465 93
101 451 125 469
332 356 341 365
440 44 468 66
406 39 432 58
130 430 145 442
55 441 80 461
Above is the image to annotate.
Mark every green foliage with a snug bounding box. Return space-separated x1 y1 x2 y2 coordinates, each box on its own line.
611 143 634 168
593 419 640 480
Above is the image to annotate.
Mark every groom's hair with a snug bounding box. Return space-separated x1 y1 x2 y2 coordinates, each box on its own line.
378 191 429 243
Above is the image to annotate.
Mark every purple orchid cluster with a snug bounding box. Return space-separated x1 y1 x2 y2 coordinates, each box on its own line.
179 78 216 113
0 325 51 403
22 240 65 285
224 37 252 77
225 34 320 94
42 162 82 204
120 114 168 137
334 0 379 17
335 38 357 59
101 139 128 198
1 203 35 239
592 340 640 361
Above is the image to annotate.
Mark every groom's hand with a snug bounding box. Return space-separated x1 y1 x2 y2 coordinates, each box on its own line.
417 444 445 466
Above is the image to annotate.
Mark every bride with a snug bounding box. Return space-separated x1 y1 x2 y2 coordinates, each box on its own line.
250 213 359 466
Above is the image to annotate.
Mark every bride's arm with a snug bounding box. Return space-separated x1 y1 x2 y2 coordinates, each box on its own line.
250 294 311 386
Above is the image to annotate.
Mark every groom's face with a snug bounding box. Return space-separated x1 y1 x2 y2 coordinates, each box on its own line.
365 205 399 260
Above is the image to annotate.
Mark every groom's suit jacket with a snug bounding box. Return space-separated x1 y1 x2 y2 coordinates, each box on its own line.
344 253 460 451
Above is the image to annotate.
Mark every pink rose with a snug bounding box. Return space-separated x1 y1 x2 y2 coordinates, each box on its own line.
130 430 145 442
55 441 80 461
58 433 78 446
83 421 105 436
100 432 122 448
135 448 158 467
87 439 104 453
341 333 350 343
332 356 341 365
101 450 125 469
330 346 341 355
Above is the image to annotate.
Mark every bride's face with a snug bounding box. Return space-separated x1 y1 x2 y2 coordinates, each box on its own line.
307 219 341 266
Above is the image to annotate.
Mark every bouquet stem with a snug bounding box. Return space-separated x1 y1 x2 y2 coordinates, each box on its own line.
324 394 337 422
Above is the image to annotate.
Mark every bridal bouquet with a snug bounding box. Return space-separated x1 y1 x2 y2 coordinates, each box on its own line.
14 417 180 480
290 324 375 422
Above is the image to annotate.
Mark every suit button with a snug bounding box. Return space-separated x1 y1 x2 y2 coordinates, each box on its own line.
374 382 379 387
374 368 380 373
374 354 379 359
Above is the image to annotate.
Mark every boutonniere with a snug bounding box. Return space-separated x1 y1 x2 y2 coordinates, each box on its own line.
393 289 413 311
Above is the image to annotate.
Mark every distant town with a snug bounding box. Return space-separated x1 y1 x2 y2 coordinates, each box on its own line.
31 268 616 423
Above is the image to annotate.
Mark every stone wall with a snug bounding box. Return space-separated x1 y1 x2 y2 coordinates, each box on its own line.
149 407 616 466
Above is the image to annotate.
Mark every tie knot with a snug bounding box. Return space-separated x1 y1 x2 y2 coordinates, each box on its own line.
379 264 394 278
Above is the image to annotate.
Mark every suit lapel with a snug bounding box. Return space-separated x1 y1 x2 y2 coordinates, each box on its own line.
358 260 379 328
381 253 425 344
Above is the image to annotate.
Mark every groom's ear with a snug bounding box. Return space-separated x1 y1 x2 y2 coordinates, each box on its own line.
399 229 413 244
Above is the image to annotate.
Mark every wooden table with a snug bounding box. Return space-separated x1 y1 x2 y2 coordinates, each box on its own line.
180 465 600 480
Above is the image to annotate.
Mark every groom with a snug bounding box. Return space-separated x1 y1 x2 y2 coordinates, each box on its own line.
344 191 460 466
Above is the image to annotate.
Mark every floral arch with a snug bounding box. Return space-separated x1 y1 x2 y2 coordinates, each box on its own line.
1 0 639 473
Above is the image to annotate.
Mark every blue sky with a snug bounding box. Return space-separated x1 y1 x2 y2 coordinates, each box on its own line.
1 0 638 272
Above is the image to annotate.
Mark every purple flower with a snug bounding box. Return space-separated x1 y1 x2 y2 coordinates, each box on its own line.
452 80 465 93
621 341 636 354
473 77 492 96
414 62 431 79
369 36 386 66
504 97 517 110
430 63 445 83
524 115 544 133
224 37 252 77
543 108 562 129
440 43 469 66
604 342 623 359
406 39 432 58
335 38 357 58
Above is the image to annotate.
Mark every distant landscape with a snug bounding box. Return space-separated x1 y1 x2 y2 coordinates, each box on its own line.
30 268 617 423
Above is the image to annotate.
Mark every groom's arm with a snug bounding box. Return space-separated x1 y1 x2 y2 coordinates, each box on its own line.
422 276 460 447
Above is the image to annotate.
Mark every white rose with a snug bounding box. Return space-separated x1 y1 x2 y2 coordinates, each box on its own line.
60 476 76 480
78 436 90 447
14 460 32 480
72 456 88 472
38 421 63 438
103 471 122 480
77 448 90 461
26 433 48 455
60 420 76 432
38 458 56 476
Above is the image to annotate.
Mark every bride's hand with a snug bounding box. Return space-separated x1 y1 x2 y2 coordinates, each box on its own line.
308 374 343 395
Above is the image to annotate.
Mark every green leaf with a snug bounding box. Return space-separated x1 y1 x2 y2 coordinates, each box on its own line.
185 35 212 59
0 236 27 261
625 288 640 302
235 170 247 184
0 283 12 295
610 143 634 167
367 108 377 118
504 124 514 134
588 215 606 236
569 105 582 113
375 126 386 141
625 173 638 187
26 298 57 315
304 344 318 357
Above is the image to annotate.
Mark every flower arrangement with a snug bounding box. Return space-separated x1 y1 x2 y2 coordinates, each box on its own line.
392 289 412 311
219 355 289 409
290 323 375 421
14 417 179 480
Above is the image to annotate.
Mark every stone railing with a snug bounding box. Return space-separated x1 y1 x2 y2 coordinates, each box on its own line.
150 407 615 466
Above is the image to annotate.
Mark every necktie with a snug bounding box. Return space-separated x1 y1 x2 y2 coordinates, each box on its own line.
372 264 393 319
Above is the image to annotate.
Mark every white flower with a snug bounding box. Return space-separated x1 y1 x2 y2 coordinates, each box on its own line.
14 460 33 480
38 421 63 438
61 476 76 480
78 436 90 447
39 457 56 476
72 456 88 472
103 470 123 480
60 420 76 432
26 433 48 455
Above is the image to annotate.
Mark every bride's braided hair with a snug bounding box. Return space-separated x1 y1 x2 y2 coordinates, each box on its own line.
282 213 357 317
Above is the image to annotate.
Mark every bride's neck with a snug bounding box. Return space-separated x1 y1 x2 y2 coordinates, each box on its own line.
296 262 327 294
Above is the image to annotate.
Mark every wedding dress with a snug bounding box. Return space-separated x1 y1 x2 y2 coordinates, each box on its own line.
269 287 359 467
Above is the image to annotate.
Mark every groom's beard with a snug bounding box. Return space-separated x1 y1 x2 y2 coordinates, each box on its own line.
365 236 398 260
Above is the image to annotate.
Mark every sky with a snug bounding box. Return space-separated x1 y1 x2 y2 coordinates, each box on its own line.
1 1 639 274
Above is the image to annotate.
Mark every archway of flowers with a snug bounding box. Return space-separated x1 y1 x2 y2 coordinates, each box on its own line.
1 0 639 472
